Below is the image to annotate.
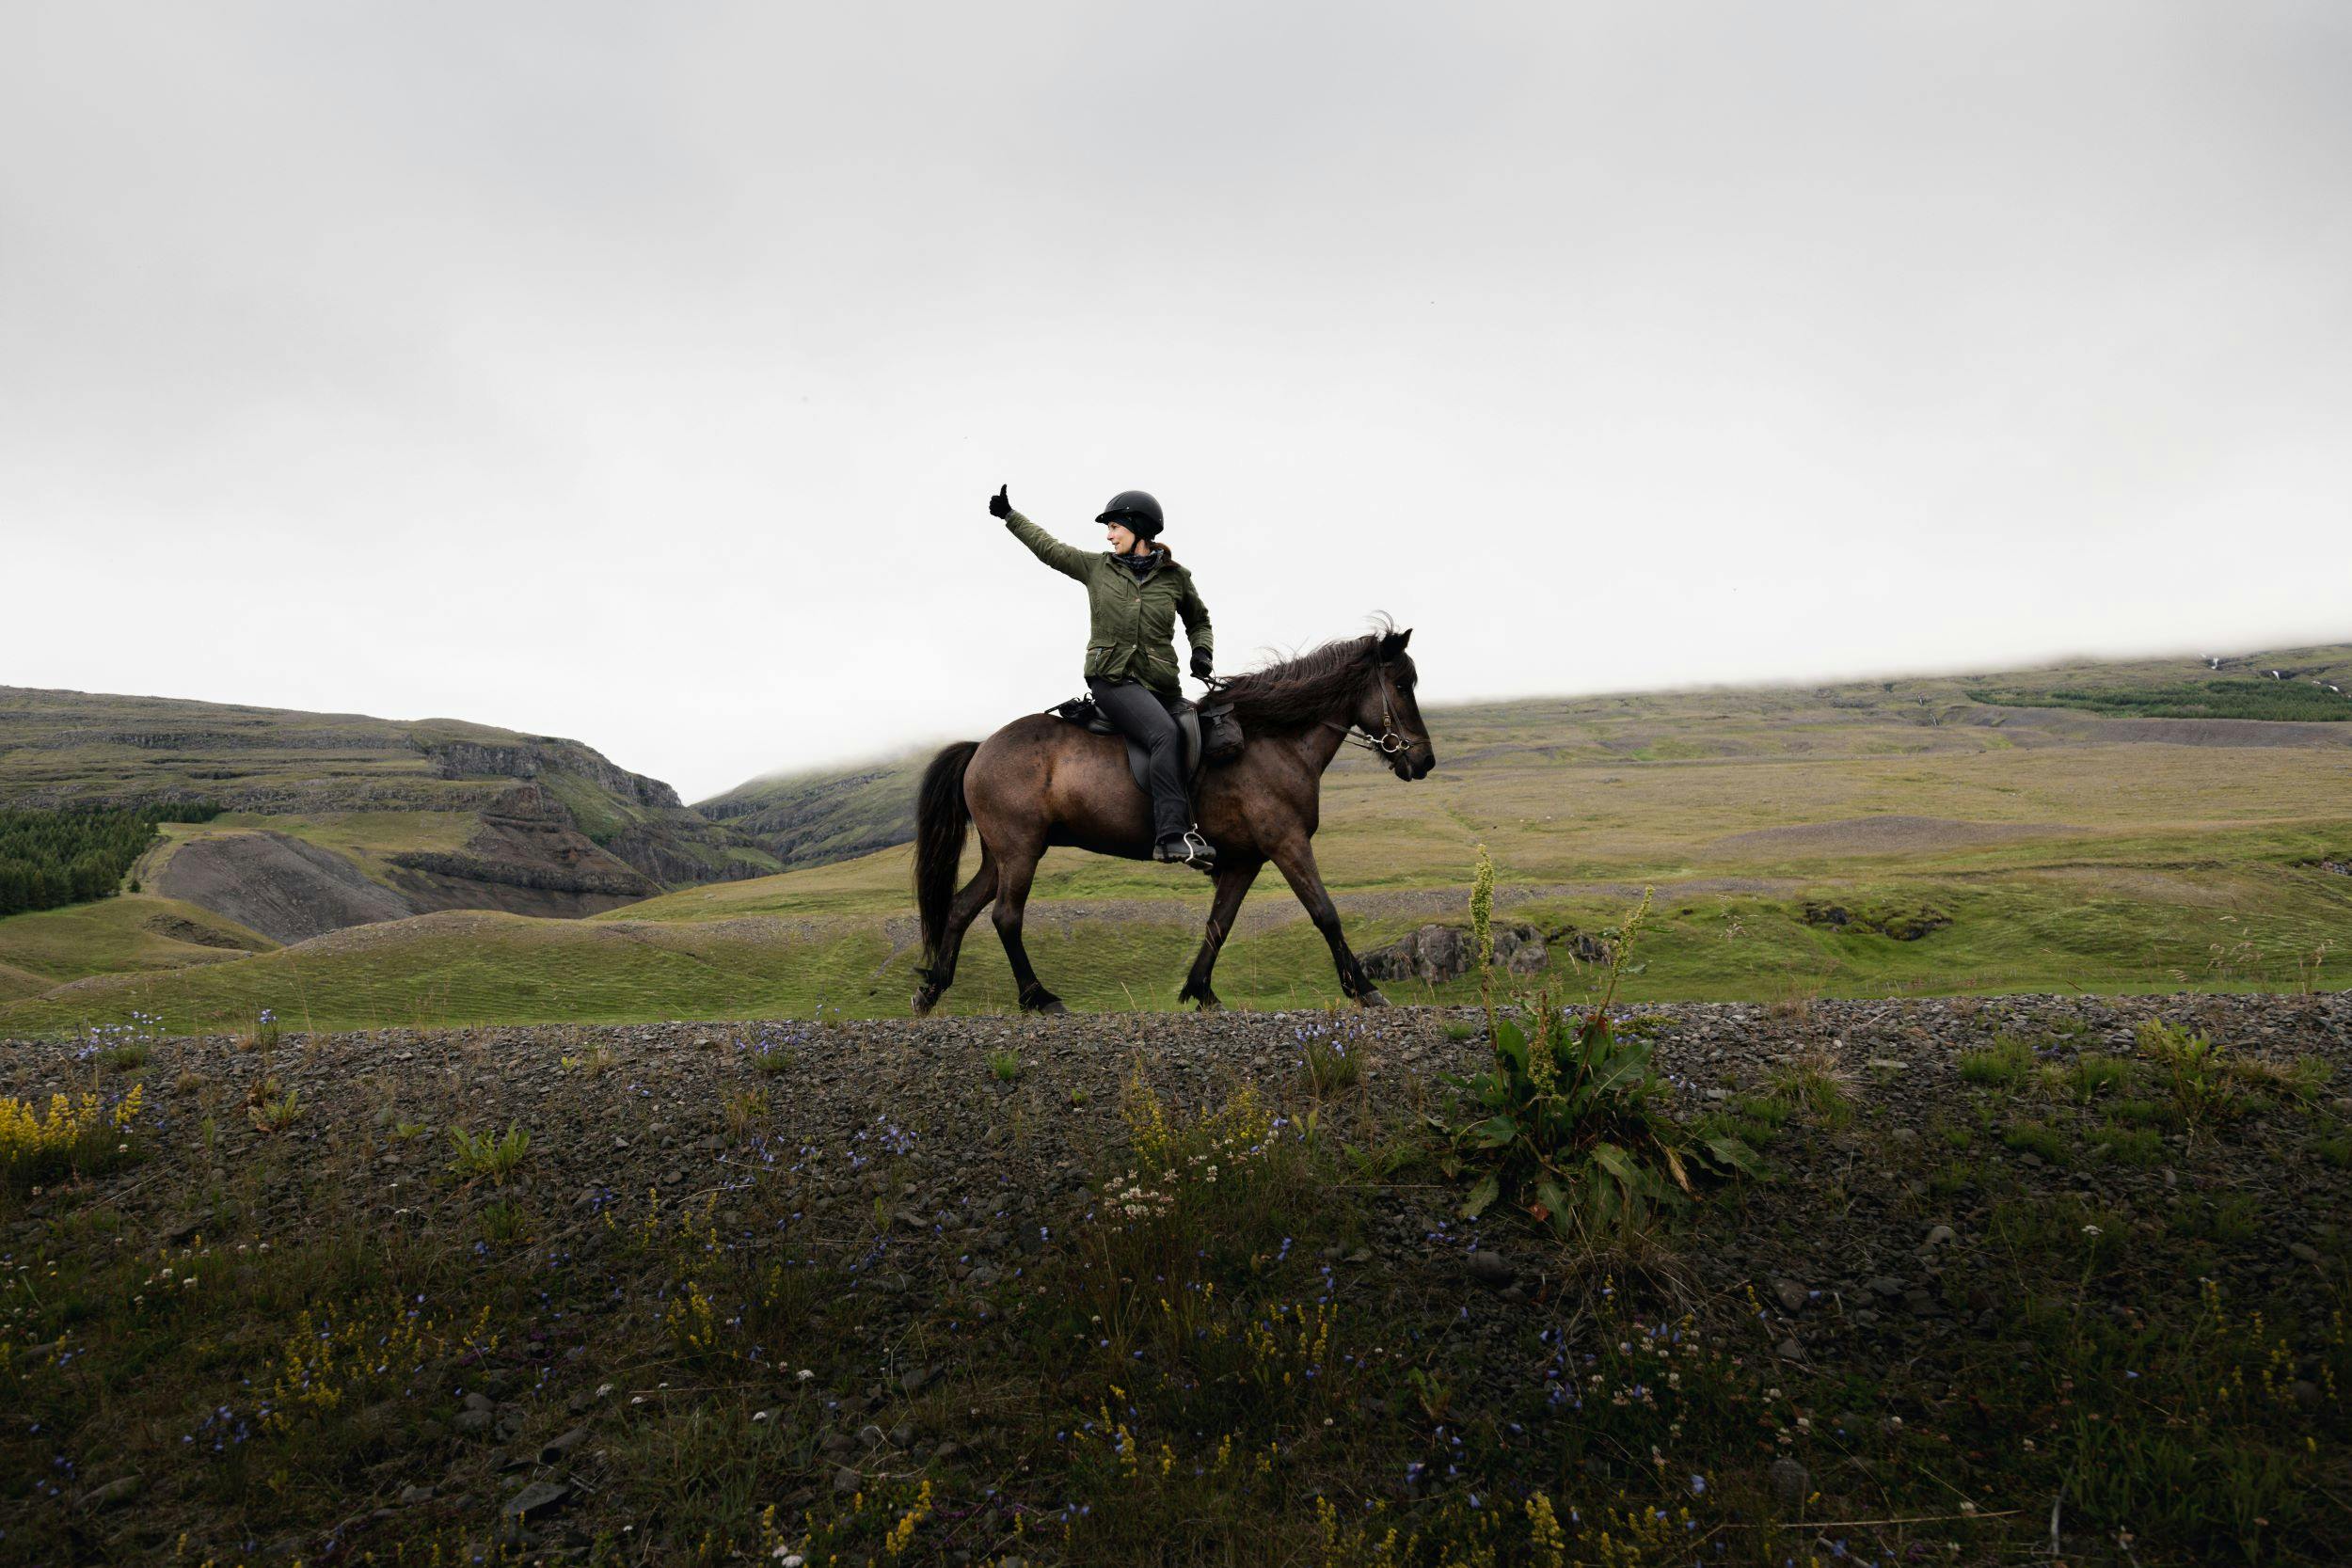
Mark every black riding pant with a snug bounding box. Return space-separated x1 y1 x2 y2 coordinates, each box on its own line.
1088 677 1192 845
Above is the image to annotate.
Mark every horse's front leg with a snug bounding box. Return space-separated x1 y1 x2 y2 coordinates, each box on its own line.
1266 835 1386 1007
1179 854 1263 1010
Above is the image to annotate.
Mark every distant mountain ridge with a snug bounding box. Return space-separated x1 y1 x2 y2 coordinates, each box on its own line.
697 641 2352 873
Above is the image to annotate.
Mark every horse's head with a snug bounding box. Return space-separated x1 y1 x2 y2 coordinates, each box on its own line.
1359 626 1436 781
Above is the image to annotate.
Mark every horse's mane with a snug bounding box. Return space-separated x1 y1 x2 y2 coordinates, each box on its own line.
1218 632 1383 732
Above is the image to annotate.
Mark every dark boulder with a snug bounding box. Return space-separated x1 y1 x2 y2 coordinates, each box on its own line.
1361 923 1547 984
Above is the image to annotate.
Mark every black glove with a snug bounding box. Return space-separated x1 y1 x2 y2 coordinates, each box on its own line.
988 483 1010 519
1189 647 1214 680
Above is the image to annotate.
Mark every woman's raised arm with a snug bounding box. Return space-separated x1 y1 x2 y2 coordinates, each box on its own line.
990 484 1091 582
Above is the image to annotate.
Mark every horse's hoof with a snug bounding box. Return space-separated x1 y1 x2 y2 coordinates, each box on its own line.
1021 989 1067 1015
912 988 940 1017
1355 988 1390 1009
1189 991 1223 1013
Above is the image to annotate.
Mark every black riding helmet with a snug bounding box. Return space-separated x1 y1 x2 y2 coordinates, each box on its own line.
1095 489 1165 541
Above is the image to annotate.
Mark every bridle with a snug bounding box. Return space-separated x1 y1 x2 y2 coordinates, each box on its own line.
1322 668 1425 757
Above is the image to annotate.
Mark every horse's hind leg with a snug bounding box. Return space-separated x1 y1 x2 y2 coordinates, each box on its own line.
990 842 1065 1014
913 851 997 1015
1179 854 1262 1011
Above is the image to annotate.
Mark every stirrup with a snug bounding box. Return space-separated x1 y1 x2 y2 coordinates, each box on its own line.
1157 830 1214 865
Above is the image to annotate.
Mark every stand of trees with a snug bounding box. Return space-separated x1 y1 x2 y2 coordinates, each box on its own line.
0 802 222 918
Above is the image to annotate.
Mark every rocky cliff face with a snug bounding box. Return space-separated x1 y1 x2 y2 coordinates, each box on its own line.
383 784 659 899
153 831 417 944
420 739 684 810
418 739 771 888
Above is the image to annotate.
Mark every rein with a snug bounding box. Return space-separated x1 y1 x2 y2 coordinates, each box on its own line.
1204 664 1424 757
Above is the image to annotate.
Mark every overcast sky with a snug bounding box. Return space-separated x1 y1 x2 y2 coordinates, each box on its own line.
5 3 2348 800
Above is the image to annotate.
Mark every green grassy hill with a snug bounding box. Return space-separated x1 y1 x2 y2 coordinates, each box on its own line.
0 687 781 947
0 894 273 1000
4 641 2345 1036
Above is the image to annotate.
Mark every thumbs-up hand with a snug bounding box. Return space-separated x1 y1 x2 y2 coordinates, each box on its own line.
988 484 1011 519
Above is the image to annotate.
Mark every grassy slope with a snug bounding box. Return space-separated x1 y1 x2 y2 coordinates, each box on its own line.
693 752 928 872
137 810 480 891
0 894 276 993
6 642 2348 1035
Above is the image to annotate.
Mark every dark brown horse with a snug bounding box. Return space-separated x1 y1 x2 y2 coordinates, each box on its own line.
913 626 1435 1014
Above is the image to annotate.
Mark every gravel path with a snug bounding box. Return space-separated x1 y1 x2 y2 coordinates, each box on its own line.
8 991 2348 1563
13 990 2348 1344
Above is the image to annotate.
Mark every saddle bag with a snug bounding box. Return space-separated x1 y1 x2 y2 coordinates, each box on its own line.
1199 699 1244 764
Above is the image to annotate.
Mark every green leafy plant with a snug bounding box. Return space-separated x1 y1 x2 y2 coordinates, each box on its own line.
247 1080 301 1132
1445 888 1755 1240
2137 1020 2240 1136
448 1122 532 1183
986 1047 1023 1083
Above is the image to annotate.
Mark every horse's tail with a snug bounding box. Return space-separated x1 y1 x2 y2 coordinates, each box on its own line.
914 739 980 963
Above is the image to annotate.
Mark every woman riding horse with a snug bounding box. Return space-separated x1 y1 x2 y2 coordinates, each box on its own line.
990 483 1217 868
912 499 1437 1016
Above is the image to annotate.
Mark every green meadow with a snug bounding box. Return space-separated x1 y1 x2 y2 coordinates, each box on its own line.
7 643 2350 1035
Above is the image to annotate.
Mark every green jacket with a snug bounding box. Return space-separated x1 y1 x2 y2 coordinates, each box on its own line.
1005 511 1213 696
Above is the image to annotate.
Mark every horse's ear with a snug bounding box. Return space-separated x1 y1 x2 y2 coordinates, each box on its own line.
1378 626 1413 661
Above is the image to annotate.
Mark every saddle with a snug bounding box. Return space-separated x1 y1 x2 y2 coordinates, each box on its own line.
1051 692 1204 794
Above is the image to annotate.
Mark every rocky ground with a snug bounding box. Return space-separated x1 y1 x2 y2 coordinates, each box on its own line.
4 991 2349 1565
